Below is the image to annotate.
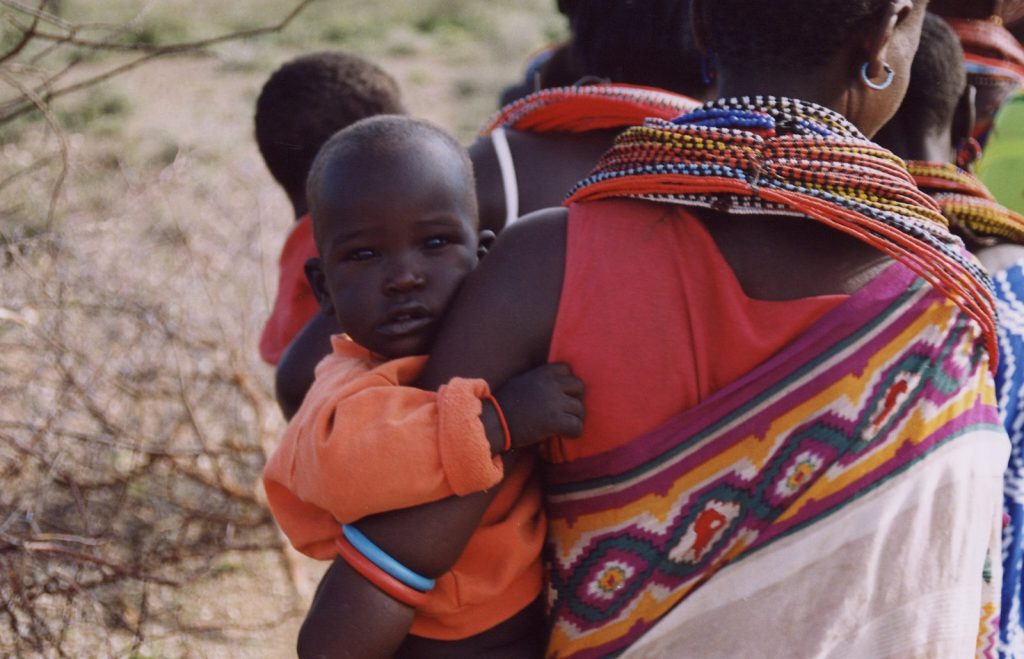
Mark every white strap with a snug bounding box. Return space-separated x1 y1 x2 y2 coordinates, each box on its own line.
490 127 519 226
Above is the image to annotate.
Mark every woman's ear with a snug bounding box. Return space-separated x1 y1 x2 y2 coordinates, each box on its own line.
953 84 983 168
861 0 917 87
952 83 978 150
477 229 496 259
304 257 335 316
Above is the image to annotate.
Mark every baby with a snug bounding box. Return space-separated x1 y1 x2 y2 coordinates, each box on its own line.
263 115 584 656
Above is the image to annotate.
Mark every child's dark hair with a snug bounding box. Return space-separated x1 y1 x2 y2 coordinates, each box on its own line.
559 0 706 98
889 13 967 136
702 0 893 73
306 116 476 247
254 51 404 213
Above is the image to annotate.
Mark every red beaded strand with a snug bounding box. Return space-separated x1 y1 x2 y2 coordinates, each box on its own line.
566 97 999 369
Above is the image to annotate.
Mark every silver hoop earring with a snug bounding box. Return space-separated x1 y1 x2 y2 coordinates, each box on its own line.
860 62 895 90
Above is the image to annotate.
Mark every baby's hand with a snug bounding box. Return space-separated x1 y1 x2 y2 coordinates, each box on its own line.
492 363 584 450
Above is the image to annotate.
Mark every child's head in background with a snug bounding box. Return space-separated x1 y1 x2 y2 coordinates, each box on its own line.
254 51 404 217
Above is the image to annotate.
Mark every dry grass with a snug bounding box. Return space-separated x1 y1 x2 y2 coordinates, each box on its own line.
0 1 564 656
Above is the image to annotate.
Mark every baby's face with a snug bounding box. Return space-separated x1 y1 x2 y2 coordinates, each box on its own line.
313 141 480 358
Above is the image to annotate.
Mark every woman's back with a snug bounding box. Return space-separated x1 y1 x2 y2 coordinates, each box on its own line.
471 128 618 233
546 200 873 463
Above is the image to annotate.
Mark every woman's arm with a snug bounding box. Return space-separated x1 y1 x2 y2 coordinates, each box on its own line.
296 208 569 658
275 312 339 419
469 135 509 235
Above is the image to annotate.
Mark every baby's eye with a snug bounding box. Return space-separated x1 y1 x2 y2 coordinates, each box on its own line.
344 248 377 262
423 236 452 250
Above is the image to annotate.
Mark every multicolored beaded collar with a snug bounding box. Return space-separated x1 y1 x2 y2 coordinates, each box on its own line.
566 96 998 366
945 17 1024 86
908 160 1024 245
480 83 699 136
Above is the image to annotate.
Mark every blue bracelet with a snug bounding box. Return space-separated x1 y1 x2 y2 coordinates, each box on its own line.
341 524 436 592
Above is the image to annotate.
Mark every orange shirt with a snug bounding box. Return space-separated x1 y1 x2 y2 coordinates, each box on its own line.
547 199 849 463
259 215 321 365
262 336 543 640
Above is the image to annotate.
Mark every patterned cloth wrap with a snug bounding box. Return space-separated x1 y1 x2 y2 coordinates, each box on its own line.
546 267 1007 658
996 264 1024 659
545 98 1009 658
480 83 699 136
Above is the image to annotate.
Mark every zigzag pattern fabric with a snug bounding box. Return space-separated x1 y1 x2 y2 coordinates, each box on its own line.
565 96 999 369
544 266 1003 657
995 265 1024 659
480 83 698 136
908 161 1024 244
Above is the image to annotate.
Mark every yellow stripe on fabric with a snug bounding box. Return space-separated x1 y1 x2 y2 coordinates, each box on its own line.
548 300 963 552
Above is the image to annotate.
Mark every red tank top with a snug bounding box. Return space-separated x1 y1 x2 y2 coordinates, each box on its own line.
546 199 848 463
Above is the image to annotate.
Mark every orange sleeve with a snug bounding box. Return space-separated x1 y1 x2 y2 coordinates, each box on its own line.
262 351 504 559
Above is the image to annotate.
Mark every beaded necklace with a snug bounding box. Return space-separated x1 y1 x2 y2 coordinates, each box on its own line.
945 17 1024 87
946 17 1024 144
908 160 1024 244
566 96 998 365
481 83 699 136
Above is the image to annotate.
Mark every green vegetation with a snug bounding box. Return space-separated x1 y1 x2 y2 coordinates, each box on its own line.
56 88 132 133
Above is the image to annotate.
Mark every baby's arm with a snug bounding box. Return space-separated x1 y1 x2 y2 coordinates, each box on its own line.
482 362 584 456
263 357 583 558
264 363 498 558
274 312 338 420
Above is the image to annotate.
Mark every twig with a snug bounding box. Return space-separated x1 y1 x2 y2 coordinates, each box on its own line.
0 67 66 228
0 154 56 193
0 0 47 65
15 541 181 586
0 0 315 125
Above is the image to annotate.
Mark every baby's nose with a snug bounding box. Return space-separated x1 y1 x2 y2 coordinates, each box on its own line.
384 263 426 293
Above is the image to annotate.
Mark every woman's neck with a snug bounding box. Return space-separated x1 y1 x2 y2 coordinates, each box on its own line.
715 66 849 117
885 131 956 165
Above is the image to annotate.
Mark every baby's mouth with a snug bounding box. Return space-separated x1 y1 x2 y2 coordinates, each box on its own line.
377 304 433 337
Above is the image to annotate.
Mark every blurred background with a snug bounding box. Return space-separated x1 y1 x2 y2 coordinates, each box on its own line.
0 1 564 656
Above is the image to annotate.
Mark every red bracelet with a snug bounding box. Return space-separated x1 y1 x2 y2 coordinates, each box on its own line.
335 535 429 608
485 394 513 452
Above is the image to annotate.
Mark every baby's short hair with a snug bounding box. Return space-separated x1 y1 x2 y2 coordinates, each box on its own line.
254 51 403 207
306 116 477 246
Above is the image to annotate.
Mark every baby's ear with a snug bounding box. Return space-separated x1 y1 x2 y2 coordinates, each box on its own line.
304 257 335 316
477 229 496 259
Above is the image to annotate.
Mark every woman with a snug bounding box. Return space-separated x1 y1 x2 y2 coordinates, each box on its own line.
299 1 1009 656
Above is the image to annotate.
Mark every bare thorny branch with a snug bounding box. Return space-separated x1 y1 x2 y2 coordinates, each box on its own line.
0 0 314 234
0 0 315 124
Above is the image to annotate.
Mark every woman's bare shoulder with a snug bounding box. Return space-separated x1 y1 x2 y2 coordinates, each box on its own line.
418 207 569 390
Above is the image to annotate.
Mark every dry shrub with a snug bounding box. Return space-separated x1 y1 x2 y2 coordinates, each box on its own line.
0 146 299 657
0 1 563 654
0 2 315 656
